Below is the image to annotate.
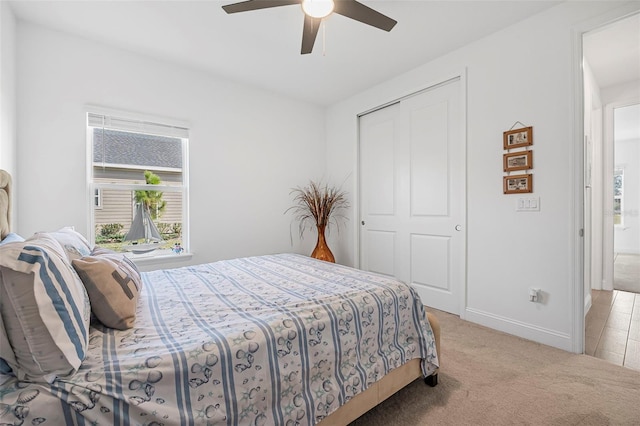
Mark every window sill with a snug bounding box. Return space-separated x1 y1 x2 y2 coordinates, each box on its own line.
129 252 193 268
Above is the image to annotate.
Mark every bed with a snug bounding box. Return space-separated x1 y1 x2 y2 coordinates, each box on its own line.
0 169 440 425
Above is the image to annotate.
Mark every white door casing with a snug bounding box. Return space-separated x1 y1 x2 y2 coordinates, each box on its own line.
358 77 465 315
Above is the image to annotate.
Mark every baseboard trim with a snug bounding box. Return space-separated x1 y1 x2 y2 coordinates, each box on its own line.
614 249 640 255
464 308 573 352
584 292 593 315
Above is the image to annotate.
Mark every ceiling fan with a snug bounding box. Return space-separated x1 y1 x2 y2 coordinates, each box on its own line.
222 0 397 55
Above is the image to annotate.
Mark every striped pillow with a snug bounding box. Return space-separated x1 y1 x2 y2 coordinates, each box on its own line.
0 234 90 383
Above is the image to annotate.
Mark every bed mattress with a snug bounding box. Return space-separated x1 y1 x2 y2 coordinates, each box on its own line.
0 253 438 425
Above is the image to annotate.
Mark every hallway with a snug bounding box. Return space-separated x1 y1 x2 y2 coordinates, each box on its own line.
586 289 640 371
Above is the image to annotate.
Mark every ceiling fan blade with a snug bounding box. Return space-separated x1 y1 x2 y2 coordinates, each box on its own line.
222 0 300 14
301 15 322 54
333 0 397 32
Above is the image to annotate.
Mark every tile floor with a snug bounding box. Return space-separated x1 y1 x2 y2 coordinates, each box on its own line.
585 289 640 371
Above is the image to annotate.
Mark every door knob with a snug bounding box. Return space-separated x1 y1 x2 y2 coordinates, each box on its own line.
455 225 462 231
361 220 366 225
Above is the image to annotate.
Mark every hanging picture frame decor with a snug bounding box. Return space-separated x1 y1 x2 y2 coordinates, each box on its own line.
503 174 533 194
503 151 533 172
503 126 533 150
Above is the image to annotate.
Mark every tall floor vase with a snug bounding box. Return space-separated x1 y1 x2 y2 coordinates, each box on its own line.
311 225 335 263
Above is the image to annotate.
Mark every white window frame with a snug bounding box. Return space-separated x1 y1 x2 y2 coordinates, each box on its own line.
86 106 190 263
613 167 624 227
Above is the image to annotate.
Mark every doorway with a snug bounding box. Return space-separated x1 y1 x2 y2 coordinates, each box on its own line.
583 13 640 370
611 103 640 294
358 77 465 315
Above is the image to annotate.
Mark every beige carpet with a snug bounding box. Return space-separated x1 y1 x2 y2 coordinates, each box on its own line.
614 253 640 294
351 309 640 425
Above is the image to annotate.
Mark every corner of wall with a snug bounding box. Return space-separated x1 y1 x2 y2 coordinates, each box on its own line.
0 1 17 231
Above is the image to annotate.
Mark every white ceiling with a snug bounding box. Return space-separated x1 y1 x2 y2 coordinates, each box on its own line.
8 0 562 106
584 13 640 142
583 12 640 90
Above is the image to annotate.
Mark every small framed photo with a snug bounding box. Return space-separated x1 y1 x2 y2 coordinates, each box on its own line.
503 151 533 172
503 126 533 150
504 174 532 194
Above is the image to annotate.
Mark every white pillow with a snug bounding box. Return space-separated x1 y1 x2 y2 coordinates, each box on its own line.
35 226 92 261
0 233 91 383
0 233 24 246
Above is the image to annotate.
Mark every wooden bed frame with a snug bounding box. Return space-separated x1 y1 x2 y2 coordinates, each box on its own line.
0 168 440 425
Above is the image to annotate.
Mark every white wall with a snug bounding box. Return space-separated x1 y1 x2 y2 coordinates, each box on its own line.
0 2 16 173
602 79 640 105
326 1 637 351
602 80 640 280
16 22 325 269
614 134 640 254
608 86 640 256
0 2 17 229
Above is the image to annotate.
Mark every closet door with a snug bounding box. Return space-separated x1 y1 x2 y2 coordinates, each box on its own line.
359 78 465 314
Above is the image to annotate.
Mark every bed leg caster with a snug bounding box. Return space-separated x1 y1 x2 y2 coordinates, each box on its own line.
425 373 438 387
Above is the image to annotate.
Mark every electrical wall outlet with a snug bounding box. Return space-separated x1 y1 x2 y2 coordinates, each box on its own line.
529 288 540 302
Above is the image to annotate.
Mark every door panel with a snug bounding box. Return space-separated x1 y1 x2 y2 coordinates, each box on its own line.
359 103 400 276
359 78 464 315
364 230 396 276
410 101 450 217
365 118 396 216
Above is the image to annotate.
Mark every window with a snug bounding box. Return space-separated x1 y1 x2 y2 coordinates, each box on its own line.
613 168 623 226
87 110 189 259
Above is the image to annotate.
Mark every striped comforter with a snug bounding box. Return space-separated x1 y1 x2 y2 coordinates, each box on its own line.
0 254 438 425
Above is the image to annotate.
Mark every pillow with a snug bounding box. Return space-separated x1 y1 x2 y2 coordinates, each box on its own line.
0 302 16 377
0 233 24 246
0 233 91 383
37 226 91 261
72 247 142 330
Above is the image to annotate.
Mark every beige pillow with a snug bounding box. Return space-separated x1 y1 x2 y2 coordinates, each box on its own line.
72 248 142 330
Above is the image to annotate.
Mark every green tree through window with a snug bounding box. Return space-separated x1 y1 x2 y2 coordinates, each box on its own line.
135 170 167 220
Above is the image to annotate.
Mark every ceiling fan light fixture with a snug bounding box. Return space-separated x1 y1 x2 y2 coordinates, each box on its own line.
301 0 334 19
222 0 397 54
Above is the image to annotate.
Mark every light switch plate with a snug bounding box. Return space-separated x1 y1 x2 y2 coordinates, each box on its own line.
516 197 540 212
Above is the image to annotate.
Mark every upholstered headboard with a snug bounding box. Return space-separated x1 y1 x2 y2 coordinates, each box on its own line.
0 169 11 239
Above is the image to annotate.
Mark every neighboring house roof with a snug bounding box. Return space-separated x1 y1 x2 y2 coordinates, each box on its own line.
93 129 182 169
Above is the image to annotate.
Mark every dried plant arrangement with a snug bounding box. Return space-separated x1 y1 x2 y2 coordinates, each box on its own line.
287 180 349 262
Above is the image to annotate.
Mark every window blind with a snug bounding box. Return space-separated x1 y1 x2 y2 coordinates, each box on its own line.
87 113 189 139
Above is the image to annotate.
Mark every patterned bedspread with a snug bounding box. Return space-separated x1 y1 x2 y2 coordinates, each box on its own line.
0 253 438 425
